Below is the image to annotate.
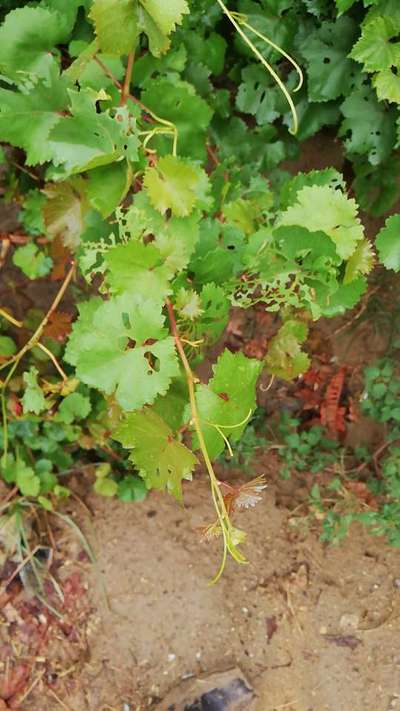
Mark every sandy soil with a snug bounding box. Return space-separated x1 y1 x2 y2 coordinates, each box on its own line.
22 462 397 711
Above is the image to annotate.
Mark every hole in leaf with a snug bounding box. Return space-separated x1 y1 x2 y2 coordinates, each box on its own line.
323 57 331 64
144 352 160 373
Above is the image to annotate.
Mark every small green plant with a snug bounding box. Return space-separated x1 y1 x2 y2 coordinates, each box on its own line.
361 359 400 431
276 413 341 479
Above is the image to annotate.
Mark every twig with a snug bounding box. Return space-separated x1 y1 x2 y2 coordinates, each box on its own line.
16 670 45 706
47 687 73 710
0 262 75 375
0 308 23 328
120 52 135 106
35 342 68 381
3 545 40 590
332 286 379 337
0 264 75 461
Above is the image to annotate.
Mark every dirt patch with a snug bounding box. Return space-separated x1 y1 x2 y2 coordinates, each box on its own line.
21 466 400 711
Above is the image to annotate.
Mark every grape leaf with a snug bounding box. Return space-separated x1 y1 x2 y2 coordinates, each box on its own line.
65 293 179 410
13 243 52 280
90 0 189 57
236 65 279 125
350 16 400 73
0 7 66 83
144 156 209 217
316 276 367 317
344 240 375 283
339 85 396 165
87 161 131 218
22 367 47 415
265 320 310 380
43 180 88 249
376 215 400 271
141 79 213 159
373 68 400 104
104 240 172 300
124 193 201 275
114 408 197 501
138 0 190 56
335 0 357 12
279 168 345 210
278 185 364 259
0 72 68 165
89 0 139 55
48 90 139 174
300 18 357 102
195 351 262 459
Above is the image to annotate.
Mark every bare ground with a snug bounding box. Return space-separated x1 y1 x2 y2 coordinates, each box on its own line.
21 461 398 711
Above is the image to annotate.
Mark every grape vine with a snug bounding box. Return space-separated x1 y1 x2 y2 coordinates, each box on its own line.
0 0 398 577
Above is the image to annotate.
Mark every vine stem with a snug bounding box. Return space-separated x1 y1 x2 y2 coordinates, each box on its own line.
215 0 299 134
120 52 135 106
166 299 246 582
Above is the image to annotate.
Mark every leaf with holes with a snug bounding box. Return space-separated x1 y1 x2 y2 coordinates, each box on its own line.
114 408 197 501
64 293 179 410
194 351 262 459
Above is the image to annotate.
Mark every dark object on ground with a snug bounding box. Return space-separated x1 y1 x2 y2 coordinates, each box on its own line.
159 668 257 711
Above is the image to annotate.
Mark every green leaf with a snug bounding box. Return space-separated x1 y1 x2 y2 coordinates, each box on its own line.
344 239 375 283
335 0 357 12
138 0 189 56
16 461 41 497
22 367 46 415
350 16 400 73
175 289 203 321
141 78 213 159
104 240 171 300
144 156 209 217
373 68 400 104
279 168 345 210
58 393 91 424
13 243 52 280
265 319 310 380
278 184 364 259
65 293 179 410
117 474 148 502
48 90 139 174
87 161 130 217
20 190 46 236
43 179 88 249
0 73 68 165
316 276 367 316
114 408 197 501
94 476 118 497
90 0 189 57
376 215 400 271
300 18 357 102
236 65 279 125
195 351 262 460
0 336 17 358
0 7 67 83
89 0 139 55
339 85 397 165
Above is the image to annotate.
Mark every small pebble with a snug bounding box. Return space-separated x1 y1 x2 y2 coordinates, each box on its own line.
168 653 176 662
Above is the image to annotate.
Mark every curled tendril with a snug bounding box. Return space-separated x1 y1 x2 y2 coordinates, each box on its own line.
216 0 302 134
